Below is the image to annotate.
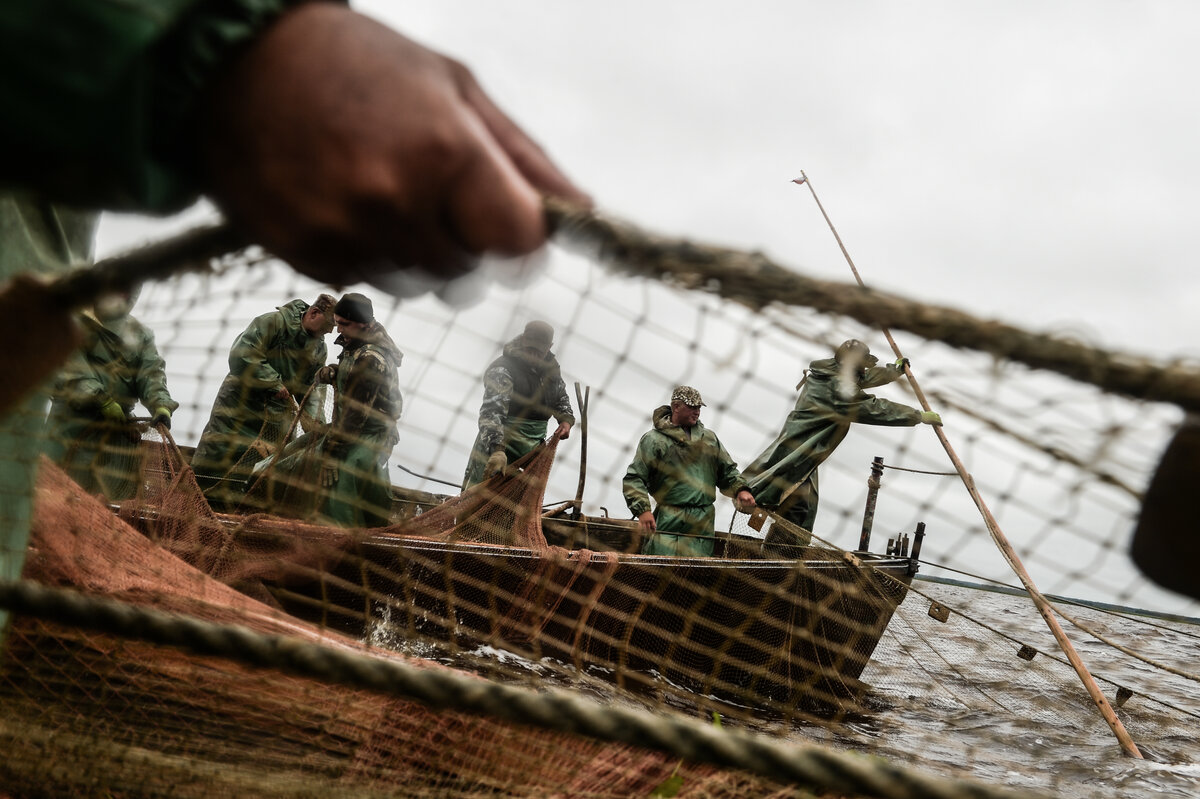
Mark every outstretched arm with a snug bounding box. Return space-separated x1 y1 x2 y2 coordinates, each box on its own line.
201 3 591 286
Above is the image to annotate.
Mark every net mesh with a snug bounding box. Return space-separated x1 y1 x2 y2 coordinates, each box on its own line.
5 229 1200 798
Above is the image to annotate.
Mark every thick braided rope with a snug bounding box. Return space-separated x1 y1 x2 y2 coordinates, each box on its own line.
61 210 1200 412
0 579 1051 799
545 197 1200 413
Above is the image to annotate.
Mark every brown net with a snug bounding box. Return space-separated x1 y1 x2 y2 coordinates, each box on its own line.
7 222 1200 798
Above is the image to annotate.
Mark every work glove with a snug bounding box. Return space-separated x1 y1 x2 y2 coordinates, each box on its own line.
99 399 126 423
920 411 942 426
483 450 507 479
152 406 173 429
894 357 910 370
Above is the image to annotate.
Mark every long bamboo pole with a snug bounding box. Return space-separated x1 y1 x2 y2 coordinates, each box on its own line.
795 170 1143 759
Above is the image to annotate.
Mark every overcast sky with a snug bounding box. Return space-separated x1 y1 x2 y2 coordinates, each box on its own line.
94 2 1200 612
367 0 1200 357
102 1 1200 357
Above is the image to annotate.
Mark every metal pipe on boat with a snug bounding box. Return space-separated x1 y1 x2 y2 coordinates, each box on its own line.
572 382 590 521
857 456 885 552
910 521 926 561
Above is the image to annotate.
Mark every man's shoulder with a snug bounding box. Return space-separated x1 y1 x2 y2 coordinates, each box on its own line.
352 344 397 374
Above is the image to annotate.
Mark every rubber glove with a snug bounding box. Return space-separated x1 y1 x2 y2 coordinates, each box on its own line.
100 399 126 423
920 411 942 426
152 407 173 429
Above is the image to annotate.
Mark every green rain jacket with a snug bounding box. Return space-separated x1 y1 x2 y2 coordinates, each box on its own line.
320 325 403 527
191 300 327 505
623 405 749 557
462 338 575 489
0 196 98 638
45 309 178 499
0 0 295 211
267 324 403 528
742 357 922 531
0 0 295 642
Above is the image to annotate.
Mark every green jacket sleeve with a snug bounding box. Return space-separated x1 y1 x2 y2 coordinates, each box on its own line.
228 312 285 392
712 436 749 497
0 0 295 211
622 434 657 518
53 346 109 411
134 326 178 412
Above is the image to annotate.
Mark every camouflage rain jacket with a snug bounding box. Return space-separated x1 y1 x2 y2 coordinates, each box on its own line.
45 309 178 499
462 338 575 489
623 405 749 557
191 299 327 505
743 357 922 532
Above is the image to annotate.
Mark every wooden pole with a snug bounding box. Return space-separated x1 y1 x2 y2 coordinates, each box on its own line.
796 170 1144 759
573 383 590 519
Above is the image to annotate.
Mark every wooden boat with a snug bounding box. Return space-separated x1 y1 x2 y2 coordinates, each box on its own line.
130 440 921 720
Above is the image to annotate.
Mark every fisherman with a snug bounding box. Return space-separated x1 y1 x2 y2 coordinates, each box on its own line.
622 386 756 557
44 288 178 500
190 294 336 509
271 293 403 527
742 339 942 534
462 320 574 489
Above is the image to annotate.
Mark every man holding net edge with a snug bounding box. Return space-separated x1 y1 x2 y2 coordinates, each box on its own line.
622 386 757 557
190 294 336 510
462 320 574 490
44 287 178 501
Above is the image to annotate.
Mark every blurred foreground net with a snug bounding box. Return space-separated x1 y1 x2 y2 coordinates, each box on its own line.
6 217 1200 798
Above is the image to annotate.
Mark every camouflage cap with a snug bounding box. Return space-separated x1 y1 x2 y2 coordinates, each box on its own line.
671 385 705 407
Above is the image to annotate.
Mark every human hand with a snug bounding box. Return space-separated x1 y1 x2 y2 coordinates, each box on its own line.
152 406 173 429
920 411 942 426
100 399 127 424
320 462 339 487
734 489 756 513
201 4 591 290
894 357 910 370
554 421 572 440
273 385 291 400
483 450 507 479
637 511 656 534
315 365 337 384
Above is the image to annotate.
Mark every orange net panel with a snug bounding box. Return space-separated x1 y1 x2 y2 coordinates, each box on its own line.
7 461 803 798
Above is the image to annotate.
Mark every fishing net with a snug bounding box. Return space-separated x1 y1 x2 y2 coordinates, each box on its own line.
6 208 1200 798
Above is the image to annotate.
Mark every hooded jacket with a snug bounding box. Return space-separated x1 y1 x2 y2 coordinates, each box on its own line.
622 404 748 519
325 322 404 458
474 337 575 456
743 356 922 508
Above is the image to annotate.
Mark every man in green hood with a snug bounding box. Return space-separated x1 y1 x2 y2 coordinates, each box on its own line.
191 294 336 509
44 288 178 499
623 386 756 557
462 320 575 489
743 339 942 534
